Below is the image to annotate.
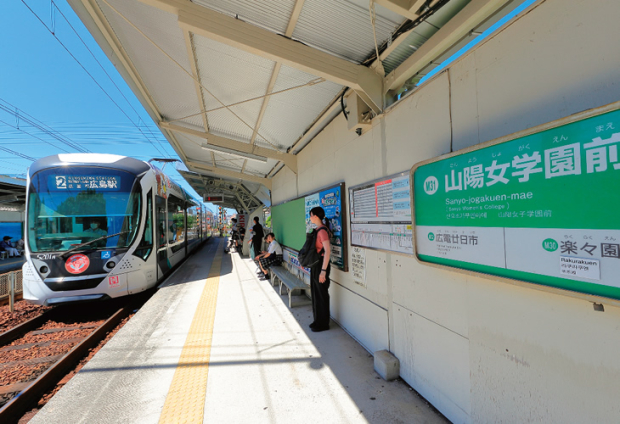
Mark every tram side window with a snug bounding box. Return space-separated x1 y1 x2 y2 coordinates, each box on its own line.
134 190 153 261
167 195 186 253
186 204 199 245
156 197 166 249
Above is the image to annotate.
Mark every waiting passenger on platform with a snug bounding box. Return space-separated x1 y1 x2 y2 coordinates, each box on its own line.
255 233 283 280
236 224 245 251
15 238 24 251
225 218 238 253
308 207 332 332
248 216 264 260
0 236 20 257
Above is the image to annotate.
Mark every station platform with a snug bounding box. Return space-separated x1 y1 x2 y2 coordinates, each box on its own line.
0 256 24 274
30 238 447 424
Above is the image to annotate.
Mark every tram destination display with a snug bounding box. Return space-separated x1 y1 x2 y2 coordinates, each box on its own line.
50 175 120 191
349 171 413 255
412 102 620 301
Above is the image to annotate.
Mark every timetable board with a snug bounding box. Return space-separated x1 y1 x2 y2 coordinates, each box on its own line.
349 172 413 255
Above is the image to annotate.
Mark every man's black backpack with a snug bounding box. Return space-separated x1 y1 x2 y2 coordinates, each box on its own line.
298 227 329 268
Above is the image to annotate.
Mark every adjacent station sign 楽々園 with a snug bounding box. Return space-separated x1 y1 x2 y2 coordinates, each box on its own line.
412 103 620 301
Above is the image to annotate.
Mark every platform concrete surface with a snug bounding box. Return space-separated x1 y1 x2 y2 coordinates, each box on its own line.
30 238 448 424
0 256 24 274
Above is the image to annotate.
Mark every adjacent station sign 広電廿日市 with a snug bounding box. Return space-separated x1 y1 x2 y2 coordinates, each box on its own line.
412 102 620 301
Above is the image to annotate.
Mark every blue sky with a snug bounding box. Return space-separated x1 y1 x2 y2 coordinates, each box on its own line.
1 0 535 217
0 1 225 213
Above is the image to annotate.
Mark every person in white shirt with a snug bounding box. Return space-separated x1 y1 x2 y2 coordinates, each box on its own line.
255 233 283 280
225 218 238 253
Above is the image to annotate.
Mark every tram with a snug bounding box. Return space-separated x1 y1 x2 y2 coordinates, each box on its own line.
23 154 208 306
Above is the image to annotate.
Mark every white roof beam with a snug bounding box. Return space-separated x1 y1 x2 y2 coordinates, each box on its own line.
385 0 513 92
139 0 384 113
160 122 298 173
374 0 428 21
187 160 272 189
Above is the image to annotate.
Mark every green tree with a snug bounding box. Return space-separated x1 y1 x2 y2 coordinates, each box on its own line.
57 189 106 216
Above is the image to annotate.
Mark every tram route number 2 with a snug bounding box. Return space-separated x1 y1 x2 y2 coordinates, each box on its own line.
56 176 67 189
109 276 120 287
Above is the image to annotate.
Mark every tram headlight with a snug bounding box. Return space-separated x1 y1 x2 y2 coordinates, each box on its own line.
40 266 49 274
106 261 116 269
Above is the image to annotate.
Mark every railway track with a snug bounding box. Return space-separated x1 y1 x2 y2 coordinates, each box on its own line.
0 294 151 423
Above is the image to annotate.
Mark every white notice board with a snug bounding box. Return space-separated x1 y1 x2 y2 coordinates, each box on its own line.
349 171 413 255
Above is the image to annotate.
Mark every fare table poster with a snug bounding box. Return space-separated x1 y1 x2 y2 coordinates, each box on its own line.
412 104 620 300
349 172 413 255
304 183 347 270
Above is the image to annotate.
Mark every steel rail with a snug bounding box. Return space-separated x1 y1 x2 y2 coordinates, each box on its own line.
0 305 132 422
0 308 56 346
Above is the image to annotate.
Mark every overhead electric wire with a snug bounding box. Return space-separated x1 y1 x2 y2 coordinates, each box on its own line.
0 99 78 153
49 1 171 157
19 0 170 158
0 118 71 153
0 160 28 175
0 124 37 160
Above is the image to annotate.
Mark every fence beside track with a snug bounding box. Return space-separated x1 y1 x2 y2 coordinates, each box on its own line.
0 270 22 301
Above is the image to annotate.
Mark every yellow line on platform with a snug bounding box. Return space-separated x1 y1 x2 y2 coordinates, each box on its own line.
159 240 224 424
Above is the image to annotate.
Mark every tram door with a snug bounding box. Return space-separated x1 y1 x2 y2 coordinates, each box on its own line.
156 195 170 278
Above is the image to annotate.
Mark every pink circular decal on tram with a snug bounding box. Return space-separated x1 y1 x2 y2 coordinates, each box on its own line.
65 254 90 274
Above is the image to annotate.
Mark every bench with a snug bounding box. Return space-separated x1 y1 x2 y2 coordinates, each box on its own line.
270 266 311 308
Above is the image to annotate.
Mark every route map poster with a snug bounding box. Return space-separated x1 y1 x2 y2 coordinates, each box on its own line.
412 104 620 301
304 183 347 270
349 171 413 255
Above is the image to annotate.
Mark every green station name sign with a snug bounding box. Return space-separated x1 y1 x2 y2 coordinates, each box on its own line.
412 105 620 300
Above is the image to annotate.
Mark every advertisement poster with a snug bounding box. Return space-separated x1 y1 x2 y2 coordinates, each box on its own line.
305 185 346 270
284 247 310 276
349 171 413 255
413 106 620 300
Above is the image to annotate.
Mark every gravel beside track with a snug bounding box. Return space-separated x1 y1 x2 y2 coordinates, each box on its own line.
0 302 50 334
0 290 155 423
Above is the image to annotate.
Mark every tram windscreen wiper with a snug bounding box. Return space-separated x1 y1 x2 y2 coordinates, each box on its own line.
60 231 129 258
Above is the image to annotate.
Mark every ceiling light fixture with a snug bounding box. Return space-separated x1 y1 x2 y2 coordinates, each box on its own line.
201 143 268 163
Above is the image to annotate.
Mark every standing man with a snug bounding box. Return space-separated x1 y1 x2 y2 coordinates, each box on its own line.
225 218 238 253
248 216 264 260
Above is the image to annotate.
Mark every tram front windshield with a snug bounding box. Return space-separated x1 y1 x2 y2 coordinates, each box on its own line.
28 167 141 253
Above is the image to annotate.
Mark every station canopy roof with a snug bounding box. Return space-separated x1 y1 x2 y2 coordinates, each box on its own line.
68 0 525 211
0 175 27 210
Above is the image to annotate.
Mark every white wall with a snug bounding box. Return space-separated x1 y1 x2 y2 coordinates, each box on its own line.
272 0 620 422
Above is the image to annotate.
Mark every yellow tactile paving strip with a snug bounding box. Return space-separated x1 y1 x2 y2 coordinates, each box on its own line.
159 240 223 424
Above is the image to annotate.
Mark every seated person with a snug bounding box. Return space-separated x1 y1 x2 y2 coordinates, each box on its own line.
255 233 283 280
15 238 24 251
0 236 20 257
